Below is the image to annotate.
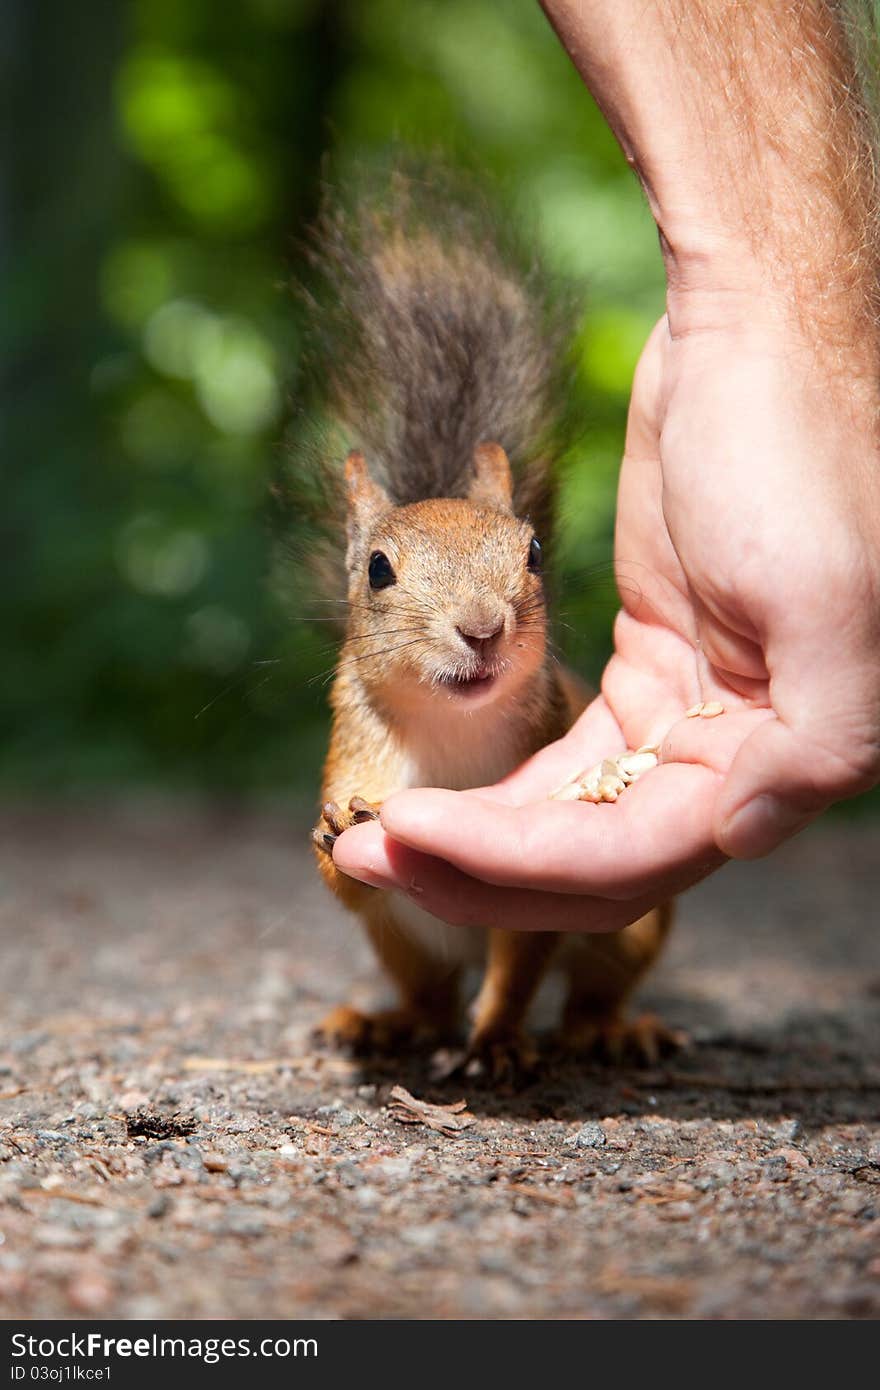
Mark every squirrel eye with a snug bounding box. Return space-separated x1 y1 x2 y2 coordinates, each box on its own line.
527 536 543 573
368 550 396 590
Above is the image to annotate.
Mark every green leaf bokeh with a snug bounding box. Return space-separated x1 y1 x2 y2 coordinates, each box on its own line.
5 0 667 799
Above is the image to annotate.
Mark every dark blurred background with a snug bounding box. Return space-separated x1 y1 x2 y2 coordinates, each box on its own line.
6 0 873 816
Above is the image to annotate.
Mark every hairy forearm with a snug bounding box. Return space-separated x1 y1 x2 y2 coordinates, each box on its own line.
540 1 880 350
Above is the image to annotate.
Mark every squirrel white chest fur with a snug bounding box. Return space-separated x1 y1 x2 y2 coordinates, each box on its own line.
386 695 532 966
396 697 534 793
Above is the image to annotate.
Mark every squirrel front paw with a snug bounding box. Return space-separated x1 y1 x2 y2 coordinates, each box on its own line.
311 796 381 855
434 1028 539 1089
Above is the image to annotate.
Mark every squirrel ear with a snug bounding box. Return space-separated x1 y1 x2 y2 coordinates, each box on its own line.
344 450 390 556
469 442 514 512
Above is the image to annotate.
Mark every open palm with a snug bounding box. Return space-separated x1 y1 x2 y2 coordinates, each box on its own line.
333 315 880 931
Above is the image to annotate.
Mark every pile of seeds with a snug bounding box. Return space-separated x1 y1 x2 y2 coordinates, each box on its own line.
551 702 726 804
551 747 659 804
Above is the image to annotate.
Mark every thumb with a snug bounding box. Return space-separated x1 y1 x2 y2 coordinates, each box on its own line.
715 709 879 859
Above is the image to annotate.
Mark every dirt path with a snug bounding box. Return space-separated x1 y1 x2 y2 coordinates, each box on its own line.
1 802 878 1319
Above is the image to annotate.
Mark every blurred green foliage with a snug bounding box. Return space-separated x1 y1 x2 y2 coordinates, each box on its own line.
19 1 872 817
6 0 668 798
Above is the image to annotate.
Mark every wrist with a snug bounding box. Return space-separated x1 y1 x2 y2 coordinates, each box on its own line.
661 236 880 391
540 0 879 367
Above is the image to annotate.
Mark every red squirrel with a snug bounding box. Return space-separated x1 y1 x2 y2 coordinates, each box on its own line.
294 171 677 1080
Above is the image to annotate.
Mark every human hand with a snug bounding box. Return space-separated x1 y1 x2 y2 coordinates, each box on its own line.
332 312 880 931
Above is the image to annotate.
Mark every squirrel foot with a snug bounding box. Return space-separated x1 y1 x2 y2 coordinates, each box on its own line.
312 796 381 855
312 1004 418 1056
558 1011 688 1067
437 1028 539 1088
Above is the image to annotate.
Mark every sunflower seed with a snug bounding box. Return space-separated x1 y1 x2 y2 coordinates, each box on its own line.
598 776 622 802
550 744 658 804
550 779 584 801
616 750 660 779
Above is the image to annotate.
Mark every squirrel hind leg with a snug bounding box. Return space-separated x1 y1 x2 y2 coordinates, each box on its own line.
313 900 464 1057
312 989 461 1057
558 1009 688 1067
453 928 560 1088
556 904 687 1065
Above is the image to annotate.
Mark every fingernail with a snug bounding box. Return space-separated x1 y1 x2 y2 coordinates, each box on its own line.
719 795 811 859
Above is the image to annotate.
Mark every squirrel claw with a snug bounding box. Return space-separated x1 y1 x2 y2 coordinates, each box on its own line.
312 795 382 855
558 1012 688 1067
442 1031 539 1089
322 800 346 835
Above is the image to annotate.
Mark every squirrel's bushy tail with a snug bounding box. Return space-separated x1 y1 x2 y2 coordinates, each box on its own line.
288 163 576 549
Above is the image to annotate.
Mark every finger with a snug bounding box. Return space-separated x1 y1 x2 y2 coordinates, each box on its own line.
715 708 879 858
331 819 680 934
715 611 880 857
624 315 667 457
376 759 723 900
601 633 696 751
660 704 776 776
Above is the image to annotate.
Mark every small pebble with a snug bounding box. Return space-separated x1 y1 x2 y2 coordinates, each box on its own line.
317 1104 357 1127
570 1122 606 1149
202 1152 228 1173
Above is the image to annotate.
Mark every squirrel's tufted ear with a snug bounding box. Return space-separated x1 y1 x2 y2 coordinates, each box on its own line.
344 450 390 560
469 442 514 512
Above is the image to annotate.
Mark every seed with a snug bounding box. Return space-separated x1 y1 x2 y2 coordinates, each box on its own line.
685 703 704 719
550 779 584 802
550 745 657 804
700 701 724 718
617 750 659 779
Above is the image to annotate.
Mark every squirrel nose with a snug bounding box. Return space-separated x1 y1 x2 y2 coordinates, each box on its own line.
456 616 505 658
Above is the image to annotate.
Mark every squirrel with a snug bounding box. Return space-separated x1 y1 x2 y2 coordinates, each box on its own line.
293 169 678 1081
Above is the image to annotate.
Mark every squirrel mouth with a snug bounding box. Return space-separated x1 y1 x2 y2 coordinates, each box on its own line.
439 666 498 698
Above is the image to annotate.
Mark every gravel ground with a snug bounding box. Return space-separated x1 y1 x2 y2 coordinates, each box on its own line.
0 801 879 1321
